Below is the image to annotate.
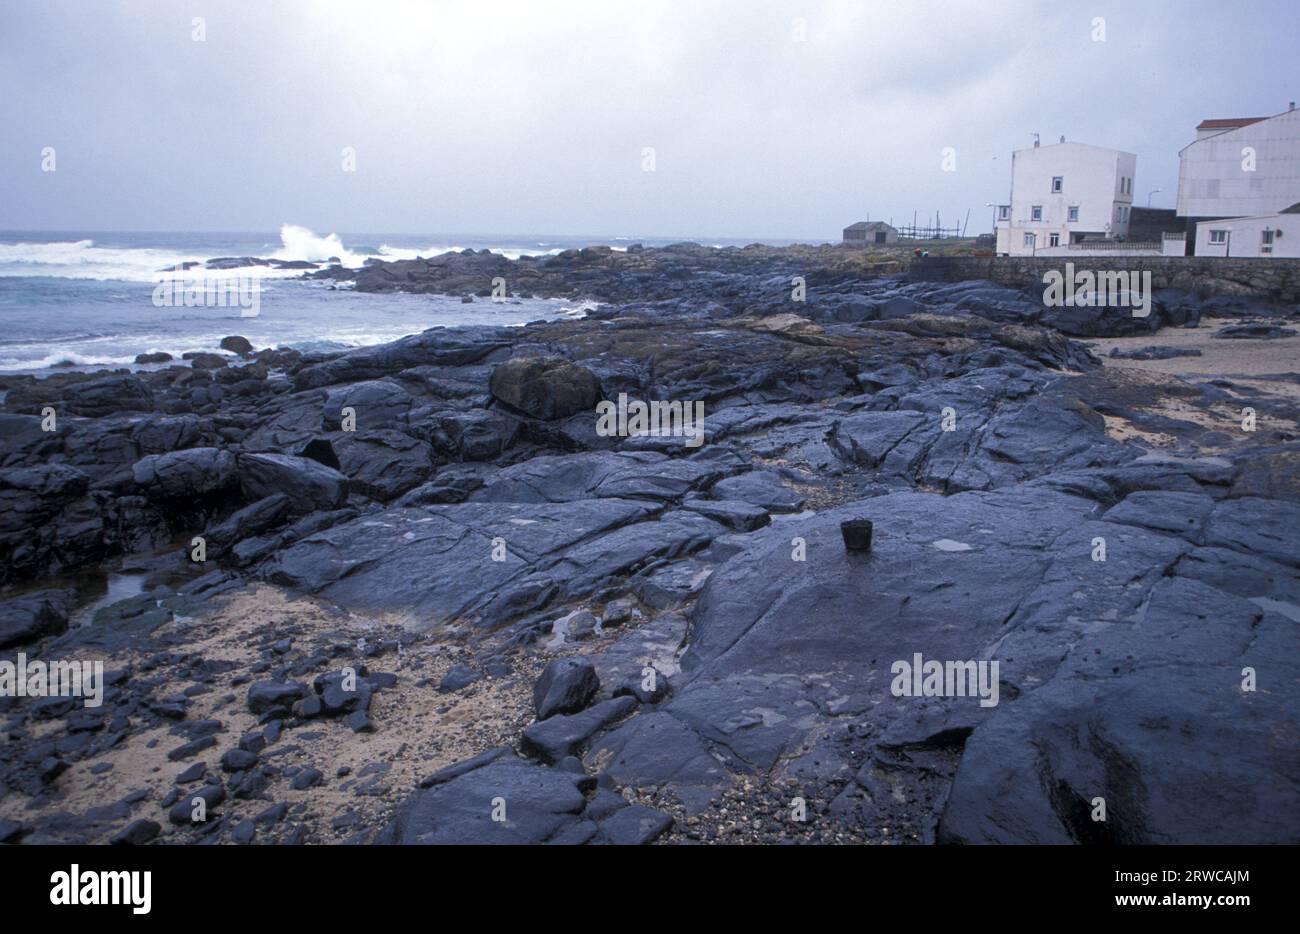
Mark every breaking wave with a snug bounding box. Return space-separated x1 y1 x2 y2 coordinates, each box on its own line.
0 226 565 282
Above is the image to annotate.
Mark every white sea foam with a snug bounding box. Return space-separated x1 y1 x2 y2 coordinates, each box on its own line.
0 350 141 371
0 239 203 282
0 226 565 282
273 224 366 266
273 223 566 266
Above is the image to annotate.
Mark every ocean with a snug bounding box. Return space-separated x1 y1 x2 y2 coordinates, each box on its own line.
0 225 796 376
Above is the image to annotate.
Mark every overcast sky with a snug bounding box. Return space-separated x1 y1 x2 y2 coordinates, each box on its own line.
2 0 1298 240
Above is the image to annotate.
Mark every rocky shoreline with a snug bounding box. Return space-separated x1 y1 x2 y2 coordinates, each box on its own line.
2 243 1298 845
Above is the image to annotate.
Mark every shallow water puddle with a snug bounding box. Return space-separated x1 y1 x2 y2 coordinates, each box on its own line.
71 571 148 626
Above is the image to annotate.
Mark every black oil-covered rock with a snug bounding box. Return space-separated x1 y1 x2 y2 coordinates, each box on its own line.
3 243 1298 845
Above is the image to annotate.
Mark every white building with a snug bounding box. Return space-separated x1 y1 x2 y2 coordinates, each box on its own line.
1177 105 1300 224
1195 203 1300 258
994 139 1137 256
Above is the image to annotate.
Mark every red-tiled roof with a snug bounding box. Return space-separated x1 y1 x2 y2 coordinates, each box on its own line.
1196 117 1267 131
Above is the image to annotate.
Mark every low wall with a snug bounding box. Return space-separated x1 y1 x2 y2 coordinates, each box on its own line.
908 255 1300 303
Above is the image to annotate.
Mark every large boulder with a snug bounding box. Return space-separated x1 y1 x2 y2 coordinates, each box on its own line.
533 658 601 720
203 493 292 552
489 356 602 421
0 465 100 584
237 453 348 513
132 448 237 498
219 335 254 355
428 409 521 462
60 375 154 416
322 379 414 431
331 431 433 501
1039 297 1162 338
0 589 75 649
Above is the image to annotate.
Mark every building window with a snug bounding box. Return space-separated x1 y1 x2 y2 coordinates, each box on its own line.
1068 206 1079 222
1052 176 1063 193
1023 232 1036 247
1262 230 1274 245
1049 233 1060 247
998 205 1009 220
1031 205 1042 221
1209 230 1227 244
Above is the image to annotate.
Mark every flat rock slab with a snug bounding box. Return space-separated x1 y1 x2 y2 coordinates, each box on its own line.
595 804 674 845
264 498 655 627
379 756 587 844
709 470 806 512
940 576 1300 844
522 696 638 764
585 483 1300 837
591 612 687 699
469 449 737 504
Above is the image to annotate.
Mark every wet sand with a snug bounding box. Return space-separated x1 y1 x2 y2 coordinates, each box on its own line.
1089 317 1300 401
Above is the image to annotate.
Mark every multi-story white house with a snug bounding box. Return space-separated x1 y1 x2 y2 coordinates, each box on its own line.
994 138 1137 256
1177 104 1300 256
1177 105 1300 223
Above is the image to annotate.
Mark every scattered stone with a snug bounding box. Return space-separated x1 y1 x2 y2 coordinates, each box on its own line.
600 598 636 627
221 749 258 772
175 762 207 784
292 768 324 790
247 681 305 719
0 820 26 844
109 819 160 846
184 352 228 369
1212 324 1297 340
597 804 674 845
238 732 266 754
344 710 374 733
168 785 225 825
167 736 216 761
1108 345 1203 360
255 802 289 825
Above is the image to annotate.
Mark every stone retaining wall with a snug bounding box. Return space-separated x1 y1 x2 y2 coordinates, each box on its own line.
909 255 1300 303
